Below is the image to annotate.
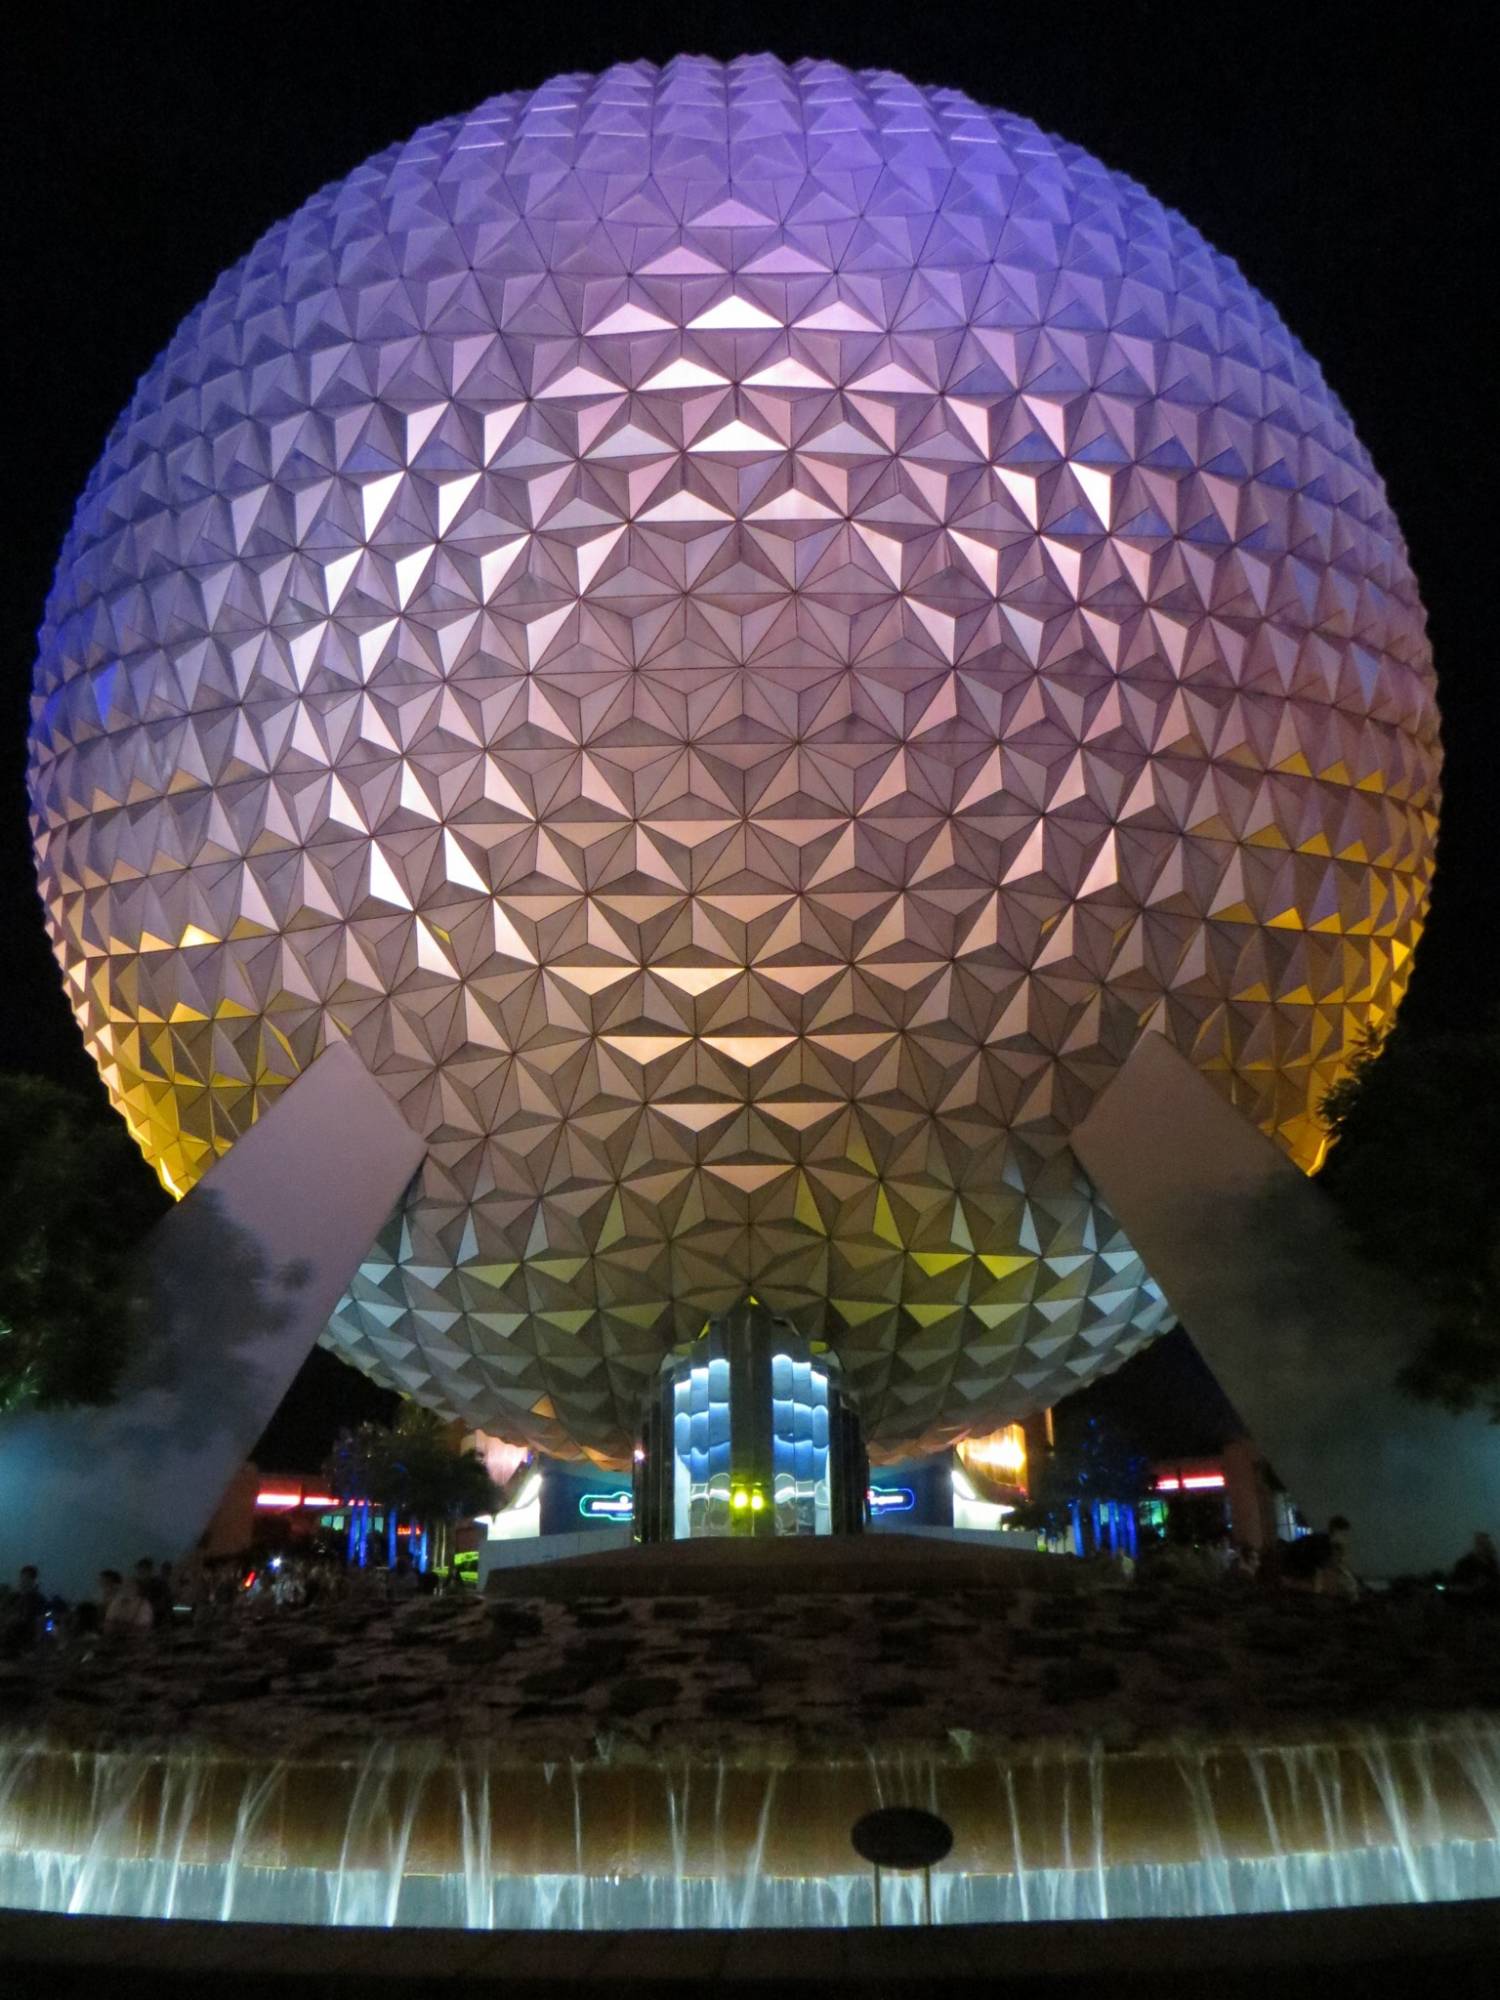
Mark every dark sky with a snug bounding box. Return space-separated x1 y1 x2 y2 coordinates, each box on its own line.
0 5 1487 1452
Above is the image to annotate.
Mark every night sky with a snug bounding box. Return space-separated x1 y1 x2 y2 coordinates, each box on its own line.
1 5 1488 1455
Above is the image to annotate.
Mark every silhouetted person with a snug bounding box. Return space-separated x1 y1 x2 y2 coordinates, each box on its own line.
1290 1515 1357 1599
272 1561 306 1608
1227 1544 1260 1586
104 1575 154 1636
1282 1516 1353 1594
70 1569 122 1639
2 1565 47 1654
134 1558 170 1628
1449 1532 1500 1607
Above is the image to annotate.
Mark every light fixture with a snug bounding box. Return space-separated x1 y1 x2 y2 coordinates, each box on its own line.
957 1425 1028 1480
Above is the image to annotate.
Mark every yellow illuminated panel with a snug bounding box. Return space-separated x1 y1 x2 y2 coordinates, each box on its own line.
958 1425 1029 1492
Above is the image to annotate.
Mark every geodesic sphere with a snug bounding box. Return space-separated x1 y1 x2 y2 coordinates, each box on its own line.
28 57 1439 1463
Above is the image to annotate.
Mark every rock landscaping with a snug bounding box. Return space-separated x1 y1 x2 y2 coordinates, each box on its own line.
4 1551 1498 1764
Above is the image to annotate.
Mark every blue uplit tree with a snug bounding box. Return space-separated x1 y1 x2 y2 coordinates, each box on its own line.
1006 1413 1150 1556
324 1406 498 1574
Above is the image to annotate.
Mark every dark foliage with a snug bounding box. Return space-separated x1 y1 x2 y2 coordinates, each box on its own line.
1007 1411 1152 1540
324 1404 501 1568
1319 1019 1500 1419
0 1074 170 1413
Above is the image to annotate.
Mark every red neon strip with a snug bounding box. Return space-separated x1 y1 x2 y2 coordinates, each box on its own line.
300 1495 338 1507
1181 1474 1226 1490
1154 1476 1181 1492
255 1492 301 1508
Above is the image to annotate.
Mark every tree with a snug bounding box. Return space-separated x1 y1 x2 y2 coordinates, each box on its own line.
1319 1018 1500 1420
1006 1411 1151 1548
324 1404 500 1573
0 1075 171 1414
384 1405 500 1573
324 1419 396 1566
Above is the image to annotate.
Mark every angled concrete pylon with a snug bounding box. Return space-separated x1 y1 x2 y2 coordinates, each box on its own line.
1072 1033 1500 1579
0 1042 425 1600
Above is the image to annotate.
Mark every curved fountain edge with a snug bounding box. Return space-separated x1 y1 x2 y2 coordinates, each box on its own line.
5 1712 1500 1882
2 1896 1499 1994
4 1708 1500 1768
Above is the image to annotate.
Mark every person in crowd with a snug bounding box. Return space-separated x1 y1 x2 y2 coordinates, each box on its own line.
14 1565 45 1625
103 1573 154 1636
171 1552 207 1622
272 1560 307 1609
1226 1543 1261 1586
1313 1516 1358 1599
360 1553 391 1603
1282 1528 1327 1585
1260 1538 1290 1588
1199 1528 1236 1581
1281 1516 1354 1595
1448 1532 1500 1607
1 1565 48 1654
213 1561 243 1617
73 1567 123 1639
134 1558 171 1628
315 1557 334 1602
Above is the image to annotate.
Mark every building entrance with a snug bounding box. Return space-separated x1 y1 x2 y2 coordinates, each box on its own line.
633 1301 867 1541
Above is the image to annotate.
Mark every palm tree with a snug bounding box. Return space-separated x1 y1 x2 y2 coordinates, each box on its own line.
325 1406 499 1574
386 1405 499 1573
324 1420 395 1567
423 1442 502 1574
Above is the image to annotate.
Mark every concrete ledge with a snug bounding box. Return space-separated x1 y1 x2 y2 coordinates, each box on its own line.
478 1524 632 1585
482 1530 1062 1599
1 1900 1496 1997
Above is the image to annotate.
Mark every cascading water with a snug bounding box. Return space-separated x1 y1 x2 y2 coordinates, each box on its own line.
2 1720 1498 1928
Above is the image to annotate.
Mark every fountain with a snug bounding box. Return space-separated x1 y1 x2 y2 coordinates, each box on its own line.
3 1720 1498 1928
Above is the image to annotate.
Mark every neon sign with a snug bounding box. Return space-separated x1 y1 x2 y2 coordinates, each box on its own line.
579 1491 634 1520
255 1487 341 1510
867 1485 915 1515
